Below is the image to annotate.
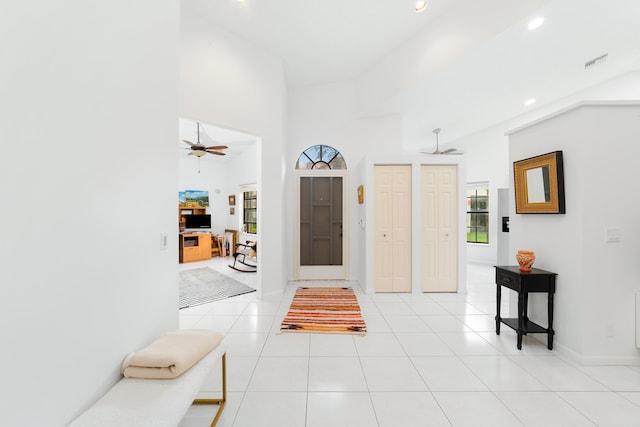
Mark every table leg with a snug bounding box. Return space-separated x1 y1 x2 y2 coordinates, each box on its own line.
495 284 501 335
517 291 524 350
548 290 554 350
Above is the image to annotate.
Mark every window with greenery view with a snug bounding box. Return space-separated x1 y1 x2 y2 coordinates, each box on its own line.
466 183 489 244
243 190 257 234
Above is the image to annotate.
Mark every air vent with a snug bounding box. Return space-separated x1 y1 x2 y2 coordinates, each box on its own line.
584 53 608 70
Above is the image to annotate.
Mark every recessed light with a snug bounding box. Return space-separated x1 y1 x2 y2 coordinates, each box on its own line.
528 17 544 30
524 98 536 106
415 1 427 13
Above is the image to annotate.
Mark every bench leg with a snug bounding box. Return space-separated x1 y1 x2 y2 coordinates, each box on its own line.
192 352 227 427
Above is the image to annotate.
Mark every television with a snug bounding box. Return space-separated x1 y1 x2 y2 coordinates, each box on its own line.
183 214 211 230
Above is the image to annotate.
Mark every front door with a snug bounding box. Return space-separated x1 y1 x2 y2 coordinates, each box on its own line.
296 171 348 280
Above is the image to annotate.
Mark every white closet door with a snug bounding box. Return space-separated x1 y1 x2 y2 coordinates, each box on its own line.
392 166 412 292
374 165 411 293
374 166 393 292
421 165 457 292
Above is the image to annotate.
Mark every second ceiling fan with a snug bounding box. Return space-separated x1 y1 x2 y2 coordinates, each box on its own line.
182 122 228 157
422 128 463 155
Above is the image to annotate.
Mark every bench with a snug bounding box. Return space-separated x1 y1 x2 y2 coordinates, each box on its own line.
69 343 226 427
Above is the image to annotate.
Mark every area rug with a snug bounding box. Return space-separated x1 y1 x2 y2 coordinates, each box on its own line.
179 267 256 309
279 287 367 335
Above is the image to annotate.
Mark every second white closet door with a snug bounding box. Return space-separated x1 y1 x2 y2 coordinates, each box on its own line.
374 165 411 293
421 165 457 292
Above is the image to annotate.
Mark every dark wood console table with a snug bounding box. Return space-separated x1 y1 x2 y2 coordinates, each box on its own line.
494 266 557 350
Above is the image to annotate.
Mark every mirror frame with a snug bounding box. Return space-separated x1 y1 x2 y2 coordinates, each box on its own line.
514 151 565 214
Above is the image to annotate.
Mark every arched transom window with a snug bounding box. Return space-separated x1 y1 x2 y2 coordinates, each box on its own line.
295 145 347 170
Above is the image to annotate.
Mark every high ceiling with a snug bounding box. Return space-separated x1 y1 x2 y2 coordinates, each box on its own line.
182 0 640 151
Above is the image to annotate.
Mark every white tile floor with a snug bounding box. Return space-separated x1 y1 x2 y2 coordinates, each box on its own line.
178 259 640 427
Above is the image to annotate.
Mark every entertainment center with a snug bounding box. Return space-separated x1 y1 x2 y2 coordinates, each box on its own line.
178 206 213 263
177 206 240 264
179 233 212 263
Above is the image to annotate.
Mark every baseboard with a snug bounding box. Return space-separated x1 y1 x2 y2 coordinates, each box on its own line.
531 335 640 366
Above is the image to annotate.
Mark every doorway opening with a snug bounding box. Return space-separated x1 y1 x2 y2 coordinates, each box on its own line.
178 117 261 292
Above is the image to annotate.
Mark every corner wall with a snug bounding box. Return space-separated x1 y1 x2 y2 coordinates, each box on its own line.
508 102 640 364
0 1 180 424
452 71 640 266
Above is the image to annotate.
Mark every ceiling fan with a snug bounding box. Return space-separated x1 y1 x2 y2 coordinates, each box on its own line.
422 128 463 155
181 122 228 157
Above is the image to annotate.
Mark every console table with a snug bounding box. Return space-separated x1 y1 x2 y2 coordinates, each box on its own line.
494 266 557 350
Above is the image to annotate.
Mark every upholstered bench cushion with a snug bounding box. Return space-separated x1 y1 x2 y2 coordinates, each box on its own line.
69 343 225 427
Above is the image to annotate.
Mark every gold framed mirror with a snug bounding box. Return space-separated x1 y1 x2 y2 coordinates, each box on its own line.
514 151 565 214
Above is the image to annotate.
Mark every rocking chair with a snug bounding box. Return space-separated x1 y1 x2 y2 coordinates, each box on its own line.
228 241 257 272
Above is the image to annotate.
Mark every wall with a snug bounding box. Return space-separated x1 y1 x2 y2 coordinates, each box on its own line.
180 7 286 297
178 146 258 237
287 81 403 281
0 1 180 425
227 144 259 238
508 102 640 364
451 71 640 265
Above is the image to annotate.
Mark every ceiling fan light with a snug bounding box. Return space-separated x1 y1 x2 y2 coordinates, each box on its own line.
193 149 206 157
415 1 427 13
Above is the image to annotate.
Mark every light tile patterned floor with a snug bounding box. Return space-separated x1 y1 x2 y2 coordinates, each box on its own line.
178 259 640 427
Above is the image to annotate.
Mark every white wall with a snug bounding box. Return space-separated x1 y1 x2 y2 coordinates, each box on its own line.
180 7 286 297
508 102 640 364
0 1 179 425
452 71 640 265
453 127 510 264
287 81 403 281
179 156 232 235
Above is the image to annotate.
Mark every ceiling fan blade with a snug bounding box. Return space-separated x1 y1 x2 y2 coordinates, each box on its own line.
206 150 226 156
205 145 228 150
443 148 464 155
182 139 195 147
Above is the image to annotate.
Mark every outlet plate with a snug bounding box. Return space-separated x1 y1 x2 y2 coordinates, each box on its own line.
606 227 621 242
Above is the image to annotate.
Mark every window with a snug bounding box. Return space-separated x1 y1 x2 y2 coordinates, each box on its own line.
296 145 346 170
243 190 257 234
466 183 489 244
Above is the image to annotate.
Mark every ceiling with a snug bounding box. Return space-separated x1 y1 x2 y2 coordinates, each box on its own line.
182 0 640 151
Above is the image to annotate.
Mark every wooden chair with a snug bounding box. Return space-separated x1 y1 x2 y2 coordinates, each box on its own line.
211 235 223 257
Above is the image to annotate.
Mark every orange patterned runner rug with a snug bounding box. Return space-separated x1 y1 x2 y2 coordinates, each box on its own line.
279 287 367 335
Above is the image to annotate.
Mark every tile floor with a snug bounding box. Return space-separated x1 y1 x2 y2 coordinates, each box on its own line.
178 258 640 427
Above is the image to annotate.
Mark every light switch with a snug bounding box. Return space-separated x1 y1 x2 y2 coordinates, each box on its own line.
160 232 168 250
605 227 621 242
